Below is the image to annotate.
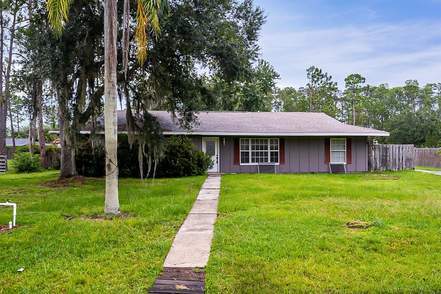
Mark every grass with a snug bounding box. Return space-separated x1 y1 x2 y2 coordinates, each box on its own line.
416 165 441 171
206 171 441 293
0 171 205 293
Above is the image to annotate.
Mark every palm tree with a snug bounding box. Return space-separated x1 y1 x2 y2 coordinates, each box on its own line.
46 0 165 214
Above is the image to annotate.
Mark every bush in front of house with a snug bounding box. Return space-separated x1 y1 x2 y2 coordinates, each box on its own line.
75 135 212 178
13 144 61 170
76 141 106 177
12 152 41 173
156 136 212 178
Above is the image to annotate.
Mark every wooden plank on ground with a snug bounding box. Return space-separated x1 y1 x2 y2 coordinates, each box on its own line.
149 267 205 294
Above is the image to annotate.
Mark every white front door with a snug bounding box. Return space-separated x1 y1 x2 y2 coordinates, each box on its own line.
202 137 219 173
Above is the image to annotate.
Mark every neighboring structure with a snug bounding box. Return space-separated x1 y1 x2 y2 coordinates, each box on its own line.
6 138 30 147
6 138 30 159
89 111 389 174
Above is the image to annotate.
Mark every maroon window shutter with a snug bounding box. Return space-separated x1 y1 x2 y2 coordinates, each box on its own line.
324 138 330 164
234 138 240 165
279 138 285 164
346 138 352 164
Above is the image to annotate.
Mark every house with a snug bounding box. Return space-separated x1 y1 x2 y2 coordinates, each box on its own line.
93 110 389 174
6 138 30 147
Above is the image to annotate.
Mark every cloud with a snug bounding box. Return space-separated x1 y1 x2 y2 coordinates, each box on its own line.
259 21 441 88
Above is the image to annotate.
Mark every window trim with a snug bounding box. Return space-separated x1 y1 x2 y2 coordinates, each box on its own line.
330 138 347 164
239 138 280 166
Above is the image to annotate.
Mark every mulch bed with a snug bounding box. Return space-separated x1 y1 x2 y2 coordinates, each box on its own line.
149 267 205 294
42 176 85 188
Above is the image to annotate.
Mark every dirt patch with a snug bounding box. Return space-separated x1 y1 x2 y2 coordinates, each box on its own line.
346 220 374 230
42 176 85 188
81 212 132 221
364 174 400 181
0 224 19 234
63 212 132 221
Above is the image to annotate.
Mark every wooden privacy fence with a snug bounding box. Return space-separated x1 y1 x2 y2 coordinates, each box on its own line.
415 148 441 168
369 144 415 171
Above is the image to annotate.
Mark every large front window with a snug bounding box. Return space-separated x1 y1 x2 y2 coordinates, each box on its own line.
330 138 346 164
240 138 279 165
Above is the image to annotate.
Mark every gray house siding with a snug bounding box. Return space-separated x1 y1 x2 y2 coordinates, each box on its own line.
190 136 368 173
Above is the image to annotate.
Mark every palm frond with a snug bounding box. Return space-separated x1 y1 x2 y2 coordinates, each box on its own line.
135 0 168 64
47 0 71 35
135 0 149 64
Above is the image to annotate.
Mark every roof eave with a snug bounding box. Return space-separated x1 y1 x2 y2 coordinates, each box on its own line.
162 131 390 137
49 130 390 137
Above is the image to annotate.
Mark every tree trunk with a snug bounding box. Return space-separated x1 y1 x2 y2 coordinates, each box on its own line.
58 88 76 178
28 115 36 153
352 102 356 125
4 9 17 151
103 0 119 214
35 81 46 167
8 97 15 150
0 9 5 156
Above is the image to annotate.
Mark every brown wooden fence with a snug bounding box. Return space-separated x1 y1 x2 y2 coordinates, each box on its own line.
414 148 441 168
369 144 415 171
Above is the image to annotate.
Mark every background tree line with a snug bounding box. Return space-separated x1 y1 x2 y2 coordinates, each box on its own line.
274 70 441 147
201 64 441 147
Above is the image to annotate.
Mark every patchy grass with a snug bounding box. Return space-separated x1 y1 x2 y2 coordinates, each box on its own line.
0 171 205 293
416 165 441 171
206 172 441 293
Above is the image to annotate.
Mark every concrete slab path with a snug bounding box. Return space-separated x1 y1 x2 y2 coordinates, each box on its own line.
163 175 221 268
415 169 441 176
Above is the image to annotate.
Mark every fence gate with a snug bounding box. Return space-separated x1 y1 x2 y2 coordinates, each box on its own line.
369 144 415 171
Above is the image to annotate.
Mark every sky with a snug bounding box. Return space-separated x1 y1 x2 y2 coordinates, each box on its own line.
254 0 441 89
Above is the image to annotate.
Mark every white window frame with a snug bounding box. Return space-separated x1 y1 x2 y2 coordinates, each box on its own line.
239 138 280 165
330 138 347 164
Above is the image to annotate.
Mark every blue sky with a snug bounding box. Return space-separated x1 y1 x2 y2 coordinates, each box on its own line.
254 0 441 88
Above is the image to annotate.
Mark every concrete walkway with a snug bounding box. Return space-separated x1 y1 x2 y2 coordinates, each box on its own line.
415 169 441 176
163 175 221 268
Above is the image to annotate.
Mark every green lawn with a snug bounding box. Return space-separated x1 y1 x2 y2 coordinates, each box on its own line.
0 171 205 293
206 172 441 293
416 165 441 171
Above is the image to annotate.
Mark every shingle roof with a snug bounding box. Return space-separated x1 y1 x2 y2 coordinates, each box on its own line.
109 110 389 137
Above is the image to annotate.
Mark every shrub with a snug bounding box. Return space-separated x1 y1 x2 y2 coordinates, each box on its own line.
14 144 60 170
15 144 39 154
75 135 212 178
156 137 212 178
12 152 41 173
76 141 106 177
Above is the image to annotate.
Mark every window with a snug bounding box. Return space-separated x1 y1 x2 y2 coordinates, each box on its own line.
330 138 346 164
240 138 279 165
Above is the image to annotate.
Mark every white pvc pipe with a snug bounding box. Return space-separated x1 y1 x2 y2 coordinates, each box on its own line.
0 202 16 227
